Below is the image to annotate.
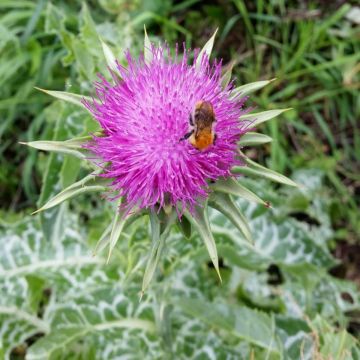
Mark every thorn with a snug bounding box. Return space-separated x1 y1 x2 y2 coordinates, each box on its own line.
139 291 144 302
265 201 272 209
143 24 149 40
296 183 304 190
106 251 111 264
34 86 46 93
213 258 222 283
18 141 27 145
31 208 42 215
216 268 223 283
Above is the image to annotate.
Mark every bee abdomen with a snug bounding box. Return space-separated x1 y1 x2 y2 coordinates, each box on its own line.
190 131 214 150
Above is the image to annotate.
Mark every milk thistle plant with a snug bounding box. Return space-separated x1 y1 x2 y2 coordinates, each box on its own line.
24 28 296 292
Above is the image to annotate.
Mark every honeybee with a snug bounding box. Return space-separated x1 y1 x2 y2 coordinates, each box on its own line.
180 100 217 150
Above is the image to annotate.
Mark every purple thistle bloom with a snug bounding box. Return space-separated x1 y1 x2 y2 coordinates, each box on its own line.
84 45 250 214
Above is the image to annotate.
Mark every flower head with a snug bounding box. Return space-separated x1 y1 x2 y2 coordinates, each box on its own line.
85 44 249 214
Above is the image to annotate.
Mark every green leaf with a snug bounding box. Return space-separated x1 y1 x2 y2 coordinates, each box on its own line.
36 102 69 241
240 108 291 127
211 177 268 207
184 204 222 281
144 25 152 65
107 204 127 263
209 192 253 244
142 211 176 294
234 157 298 187
312 316 359 359
73 38 95 78
238 132 273 146
275 316 313 359
217 245 270 271
234 176 336 268
35 87 92 108
100 38 118 73
230 79 275 98
32 172 108 214
195 28 218 70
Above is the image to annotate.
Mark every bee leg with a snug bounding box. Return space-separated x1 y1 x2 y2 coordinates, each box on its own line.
213 133 217 145
179 130 194 142
189 114 194 126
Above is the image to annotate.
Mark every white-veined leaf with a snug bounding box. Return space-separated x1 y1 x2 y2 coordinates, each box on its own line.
35 87 92 108
209 192 253 244
176 298 280 354
144 25 152 65
184 203 222 281
0 215 159 359
211 177 268 207
195 28 218 70
230 79 275 98
240 108 291 127
27 319 156 360
32 172 108 214
238 132 273 146
100 38 118 73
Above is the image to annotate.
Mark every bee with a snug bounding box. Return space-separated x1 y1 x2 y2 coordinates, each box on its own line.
180 100 217 150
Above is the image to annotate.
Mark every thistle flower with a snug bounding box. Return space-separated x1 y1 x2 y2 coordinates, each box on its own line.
84 44 249 216
24 29 296 290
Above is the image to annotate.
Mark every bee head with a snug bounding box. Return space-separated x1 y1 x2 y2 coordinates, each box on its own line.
195 101 214 115
193 100 215 126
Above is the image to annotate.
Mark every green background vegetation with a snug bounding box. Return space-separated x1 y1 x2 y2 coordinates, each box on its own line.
0 0 359 359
